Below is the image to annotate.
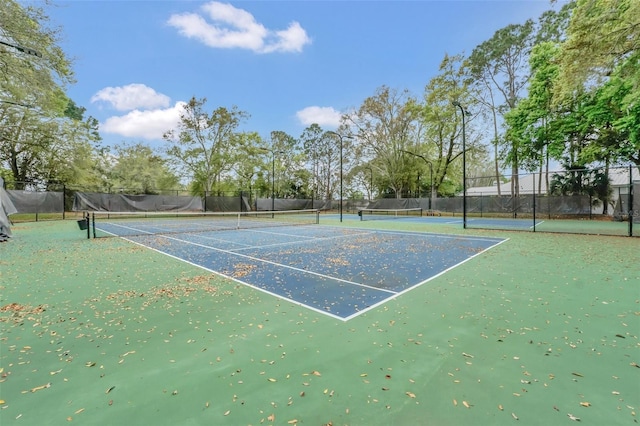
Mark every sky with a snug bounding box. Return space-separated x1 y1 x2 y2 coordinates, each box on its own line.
45 0 564 149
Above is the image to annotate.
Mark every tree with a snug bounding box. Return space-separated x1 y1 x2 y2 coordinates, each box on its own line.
550 0 639 171
345 86 418 198
107 143 180 194
505 42 564 194
555 0 639 98
268 130 301 198
0 1 101 188
163 97 248 195
468 20 536 195
413 54 484 197
233 131 266 199
1 98 101 188
0 0 74 109
300 124 328 199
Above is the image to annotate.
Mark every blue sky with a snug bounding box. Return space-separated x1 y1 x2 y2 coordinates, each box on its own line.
47 0 562 148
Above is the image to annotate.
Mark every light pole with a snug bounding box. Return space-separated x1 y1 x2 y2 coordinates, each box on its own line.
328 131 352 222
258 147 284 217
452 101 467 229
271 150 285 216
401 150 433 211
272 152 276 214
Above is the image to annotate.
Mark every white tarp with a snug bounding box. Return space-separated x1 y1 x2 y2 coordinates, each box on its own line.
0 177 18 238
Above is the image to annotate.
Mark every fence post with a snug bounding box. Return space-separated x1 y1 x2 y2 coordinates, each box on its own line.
629 165 633 237
533 187 536 232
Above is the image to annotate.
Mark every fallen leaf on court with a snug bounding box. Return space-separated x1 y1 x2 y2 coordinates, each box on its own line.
579 402 591 407
287 420 298 424
30 383 50 393
224 410 230 416
267 414 275 422
268 378 277 382
311 370 321 376
462 401 470 408
405 392 416 398
567 413 580 421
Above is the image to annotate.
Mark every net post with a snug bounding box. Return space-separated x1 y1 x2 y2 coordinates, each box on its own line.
85 212 90 239
315 209 320 224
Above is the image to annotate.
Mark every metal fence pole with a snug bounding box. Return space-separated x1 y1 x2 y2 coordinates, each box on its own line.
629 165 634 237
533 183 537 232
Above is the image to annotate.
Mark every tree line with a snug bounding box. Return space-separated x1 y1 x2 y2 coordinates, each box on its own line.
1 0 638 202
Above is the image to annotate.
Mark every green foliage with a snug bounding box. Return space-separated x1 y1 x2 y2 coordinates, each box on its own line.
549 167 611 206
7 0 637 201
163 97 249 195
556 0 639 98
0 1 101 189
107 143 180 194
346 86 418 198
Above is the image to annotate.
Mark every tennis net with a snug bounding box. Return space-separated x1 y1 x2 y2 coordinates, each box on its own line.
359 207 422 221
91 209 320 238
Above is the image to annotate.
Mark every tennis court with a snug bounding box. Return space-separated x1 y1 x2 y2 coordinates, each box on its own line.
358 210 542 230
1 216 639 426
92 211 506 320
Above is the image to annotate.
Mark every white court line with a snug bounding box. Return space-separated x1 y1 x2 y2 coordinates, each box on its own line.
109 224 507 321
230 230 375 252
116 236 350 322
179 226 374 251
340 236 509 321
322 224 505 243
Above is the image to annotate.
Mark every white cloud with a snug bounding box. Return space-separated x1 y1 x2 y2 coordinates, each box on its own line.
296 106 342 127
100 102 186 140
91 84 171 111
167 1 311 53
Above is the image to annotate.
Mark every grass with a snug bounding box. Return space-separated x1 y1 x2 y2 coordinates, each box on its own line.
1 218 638 425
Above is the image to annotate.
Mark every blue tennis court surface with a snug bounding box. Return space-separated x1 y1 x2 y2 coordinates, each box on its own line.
112 225 505 321
364 214 542 229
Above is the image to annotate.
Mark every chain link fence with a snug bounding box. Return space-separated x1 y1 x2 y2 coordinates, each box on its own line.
3 167 637 237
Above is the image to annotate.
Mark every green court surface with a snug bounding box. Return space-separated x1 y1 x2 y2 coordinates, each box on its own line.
1 218 638 425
